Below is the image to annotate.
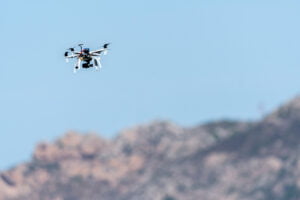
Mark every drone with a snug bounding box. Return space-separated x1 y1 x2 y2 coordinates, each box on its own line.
64 43 110 73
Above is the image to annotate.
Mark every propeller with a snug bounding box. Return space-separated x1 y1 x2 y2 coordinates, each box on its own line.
65 47 75 57
103 43 110 55
64 52 69 63
103 43 110 49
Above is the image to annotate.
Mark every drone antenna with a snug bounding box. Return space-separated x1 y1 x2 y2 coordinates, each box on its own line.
78 44 84 51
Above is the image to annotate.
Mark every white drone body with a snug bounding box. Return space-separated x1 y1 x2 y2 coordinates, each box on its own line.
64 43 109 73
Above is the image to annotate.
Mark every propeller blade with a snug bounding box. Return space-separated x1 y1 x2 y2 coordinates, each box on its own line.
103 43 110 49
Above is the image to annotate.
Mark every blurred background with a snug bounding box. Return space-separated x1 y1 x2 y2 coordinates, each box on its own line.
1 0 300 171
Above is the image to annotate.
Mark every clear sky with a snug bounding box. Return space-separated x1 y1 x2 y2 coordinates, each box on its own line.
1 0 300 169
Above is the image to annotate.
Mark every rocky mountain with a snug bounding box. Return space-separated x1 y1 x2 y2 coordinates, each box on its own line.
2 97 300 200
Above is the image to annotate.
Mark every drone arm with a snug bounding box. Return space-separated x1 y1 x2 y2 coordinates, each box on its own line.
90 49 104 54
66 55 78 58
90 53 101 56
90 43 109 55
65 54 77 63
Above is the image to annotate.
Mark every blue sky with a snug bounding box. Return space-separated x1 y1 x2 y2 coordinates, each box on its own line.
1 0 300 169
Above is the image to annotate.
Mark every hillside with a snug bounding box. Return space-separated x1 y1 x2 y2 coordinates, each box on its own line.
1 97 300 200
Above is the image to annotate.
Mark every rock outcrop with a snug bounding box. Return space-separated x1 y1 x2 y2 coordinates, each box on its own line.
2 97 300 200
